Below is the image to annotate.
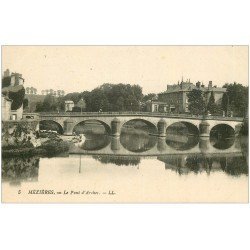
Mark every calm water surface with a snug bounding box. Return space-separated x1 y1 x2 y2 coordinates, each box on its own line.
2 131 248 202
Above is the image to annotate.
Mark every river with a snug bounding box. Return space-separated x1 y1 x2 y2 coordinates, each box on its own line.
2 130 248 203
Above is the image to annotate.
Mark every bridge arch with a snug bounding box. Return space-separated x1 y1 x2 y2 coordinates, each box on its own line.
166 121 199 136
39 120 64 134
210 123 235 135
210 123 235 150
165 121 199 150
120 118 158 135
72 119 111 135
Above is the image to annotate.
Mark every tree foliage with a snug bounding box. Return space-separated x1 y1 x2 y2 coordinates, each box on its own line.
221 93 229 114
2 76 11 88
35 83 143 112
85 83 143 112
222 83 248 117
187 89 206 115
207 91 218 114
35 94 58 112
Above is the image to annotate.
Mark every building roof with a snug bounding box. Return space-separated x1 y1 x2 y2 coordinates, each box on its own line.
65 100 74 104
146 100 169 105
160 82 226 95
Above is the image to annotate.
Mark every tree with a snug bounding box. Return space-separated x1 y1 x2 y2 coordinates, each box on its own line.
207 91 218 114
221 92 229 115
8 86 26 110
23 98 29 109
35 94 58 112
2 76 11 88
142 93 158 102
35 102 43 112
187 89 206 115
223 83 248 117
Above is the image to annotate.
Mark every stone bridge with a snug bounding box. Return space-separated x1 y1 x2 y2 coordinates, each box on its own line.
23 112 244 137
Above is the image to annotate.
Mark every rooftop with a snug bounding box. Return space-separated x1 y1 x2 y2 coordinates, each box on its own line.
161 80 226 94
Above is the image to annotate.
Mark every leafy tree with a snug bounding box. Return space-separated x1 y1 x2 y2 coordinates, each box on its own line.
2 76 11 88
221 93 229 115
7 87 26 110
35 94 58 112
187 89 206 115
23 98 29 109
142 93 158 102
35 102 43 112
207 91 218 114
223 83 248 117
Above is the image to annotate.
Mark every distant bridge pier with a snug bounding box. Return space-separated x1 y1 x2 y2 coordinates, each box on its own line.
199 121 210 137
235 124 242 137
111 136 121 151
157 119 167 137
111 118 121 137
63 119 74 135
199 137 211 153
157 137 167 152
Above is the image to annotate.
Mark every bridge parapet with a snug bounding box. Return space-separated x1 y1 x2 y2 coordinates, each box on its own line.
22 112 244 137
31 112 244 122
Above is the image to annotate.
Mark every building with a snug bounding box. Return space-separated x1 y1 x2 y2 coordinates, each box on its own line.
146 100 169 112
158 79 227 113
2 94 12 121
3 69 10 77
65 100 74 111
2 70 26 120
10 72 24 86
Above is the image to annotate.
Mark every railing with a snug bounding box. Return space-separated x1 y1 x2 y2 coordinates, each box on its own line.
23 111 244 121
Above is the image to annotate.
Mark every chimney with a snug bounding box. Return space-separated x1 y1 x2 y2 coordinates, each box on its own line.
208 81 213 89
4 69 10 77
196 81 201 88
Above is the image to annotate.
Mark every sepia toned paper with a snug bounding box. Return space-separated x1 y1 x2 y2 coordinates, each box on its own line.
1 45 248 203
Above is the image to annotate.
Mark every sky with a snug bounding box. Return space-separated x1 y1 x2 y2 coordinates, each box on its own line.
2 46 248 95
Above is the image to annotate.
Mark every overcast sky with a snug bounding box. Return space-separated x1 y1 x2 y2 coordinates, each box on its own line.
2 46 248 95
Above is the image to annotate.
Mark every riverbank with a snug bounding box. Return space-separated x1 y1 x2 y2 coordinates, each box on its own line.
2 133 73 158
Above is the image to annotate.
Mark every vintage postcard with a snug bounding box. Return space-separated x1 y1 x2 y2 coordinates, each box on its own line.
1 45 248 203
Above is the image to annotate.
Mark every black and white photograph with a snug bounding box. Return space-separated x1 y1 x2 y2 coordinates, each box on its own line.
1 45 248 203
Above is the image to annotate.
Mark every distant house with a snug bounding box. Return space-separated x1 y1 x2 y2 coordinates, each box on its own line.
65 100 74 111
146 100 169 112
158 79 227 113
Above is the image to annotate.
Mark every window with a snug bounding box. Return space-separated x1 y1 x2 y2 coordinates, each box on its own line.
154 105 158 112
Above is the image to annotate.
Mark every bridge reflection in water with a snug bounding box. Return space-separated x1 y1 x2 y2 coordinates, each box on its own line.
1 132 248 188
68 132 248 177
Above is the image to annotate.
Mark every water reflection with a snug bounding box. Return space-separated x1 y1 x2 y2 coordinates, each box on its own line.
166 122 199 150
210 137 235 150
93 155 141 166
158 154 248 176
210 124 236 150
120 132 157 153
79 134 111 151
1 133 248 187
2 157 40 186
166 134 199 150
